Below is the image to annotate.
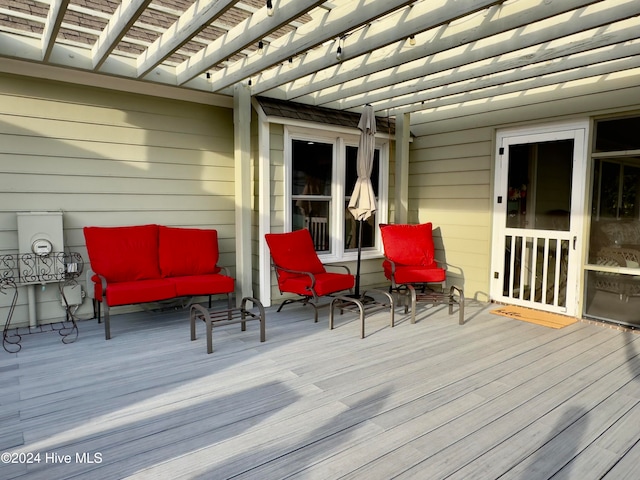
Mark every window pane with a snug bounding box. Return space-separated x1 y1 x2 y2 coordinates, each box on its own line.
621 165 640 219
506 140 573 231
345 208 376 250
594 161 622 219
292 140 332 196
344 145 379 250
345 145 380 196
589 160 640 263
594 116 640 152
292 139 332 252
292 200 330 252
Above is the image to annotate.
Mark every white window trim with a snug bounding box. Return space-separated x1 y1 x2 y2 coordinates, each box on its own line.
284 125 389 263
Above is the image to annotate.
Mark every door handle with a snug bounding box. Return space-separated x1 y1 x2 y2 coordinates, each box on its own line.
573 236 577 250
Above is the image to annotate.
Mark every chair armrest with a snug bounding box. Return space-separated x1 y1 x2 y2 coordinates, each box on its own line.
274 265 318 289
325 264 352 275
434 258 464 277
96 273 108 297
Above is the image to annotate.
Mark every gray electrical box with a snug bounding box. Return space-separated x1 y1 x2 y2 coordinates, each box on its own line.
16 211 65 284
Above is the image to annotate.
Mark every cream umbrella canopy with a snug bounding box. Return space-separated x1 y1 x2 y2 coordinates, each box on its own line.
348 104 377 297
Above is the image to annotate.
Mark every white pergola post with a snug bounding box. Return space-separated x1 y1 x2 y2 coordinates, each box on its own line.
257 104 272 306
395 112 410 223
233 83 252 305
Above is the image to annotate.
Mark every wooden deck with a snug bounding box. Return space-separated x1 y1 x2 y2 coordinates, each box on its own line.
1 299 639 479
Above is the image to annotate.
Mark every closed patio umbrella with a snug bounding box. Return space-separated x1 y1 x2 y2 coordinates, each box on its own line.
348 104 377 297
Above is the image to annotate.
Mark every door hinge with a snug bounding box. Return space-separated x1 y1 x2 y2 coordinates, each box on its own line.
494 272 499 279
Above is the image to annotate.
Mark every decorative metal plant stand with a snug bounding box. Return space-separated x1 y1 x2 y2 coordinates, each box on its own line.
2 252 84 353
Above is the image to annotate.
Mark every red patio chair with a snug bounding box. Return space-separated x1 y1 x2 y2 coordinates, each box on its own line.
380 222 464 324
265 229 355 322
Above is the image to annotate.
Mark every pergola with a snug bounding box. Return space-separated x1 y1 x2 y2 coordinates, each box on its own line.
1 0 639 119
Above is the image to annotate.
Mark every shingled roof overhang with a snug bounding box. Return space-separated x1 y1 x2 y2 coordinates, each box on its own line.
256 96 396 135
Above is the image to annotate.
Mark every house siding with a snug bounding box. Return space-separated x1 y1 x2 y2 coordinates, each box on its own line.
0 74 235 327
408 128 493 301
408 74 640 303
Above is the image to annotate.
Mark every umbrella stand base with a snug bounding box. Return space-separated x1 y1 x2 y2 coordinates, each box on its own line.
329 289 394 338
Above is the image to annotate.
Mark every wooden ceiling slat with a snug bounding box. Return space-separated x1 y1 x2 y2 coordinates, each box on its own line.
0 0 639 115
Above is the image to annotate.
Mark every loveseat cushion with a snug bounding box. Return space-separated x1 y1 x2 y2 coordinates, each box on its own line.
103 279 176 306
84 224 161 282
265 229 326 282
380 223 436 266
158 226 221 277
170 274 234 297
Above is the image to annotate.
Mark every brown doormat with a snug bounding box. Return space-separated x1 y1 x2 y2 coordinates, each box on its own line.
491 305 578 329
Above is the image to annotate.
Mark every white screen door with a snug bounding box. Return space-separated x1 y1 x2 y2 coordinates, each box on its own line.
491 123 587 316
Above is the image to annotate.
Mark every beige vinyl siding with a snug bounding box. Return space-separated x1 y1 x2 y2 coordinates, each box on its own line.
408 73 640 303
408 128 493 300
0 73 234 327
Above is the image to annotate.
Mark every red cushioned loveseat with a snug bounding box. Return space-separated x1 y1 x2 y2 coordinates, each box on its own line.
84 224 234 340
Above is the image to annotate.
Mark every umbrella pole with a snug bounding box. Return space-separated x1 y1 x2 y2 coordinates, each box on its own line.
354 218 363 298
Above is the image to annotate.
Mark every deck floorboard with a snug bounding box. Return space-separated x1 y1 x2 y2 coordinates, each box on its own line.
1 300 639 479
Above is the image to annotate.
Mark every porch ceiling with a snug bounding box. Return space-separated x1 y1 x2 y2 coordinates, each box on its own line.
0 0 639 118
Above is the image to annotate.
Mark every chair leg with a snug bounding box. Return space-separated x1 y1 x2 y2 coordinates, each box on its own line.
276 297 319 322
104 304 111 340
407 285 417 324
449 285 465 325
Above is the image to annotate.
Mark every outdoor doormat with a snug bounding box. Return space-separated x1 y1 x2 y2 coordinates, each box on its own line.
490 305 578 329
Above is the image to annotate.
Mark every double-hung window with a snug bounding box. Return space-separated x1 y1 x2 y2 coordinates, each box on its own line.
286 127 388 262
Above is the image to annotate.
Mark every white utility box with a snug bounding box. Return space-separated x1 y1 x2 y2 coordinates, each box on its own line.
17 211 64 257
16 212 66 327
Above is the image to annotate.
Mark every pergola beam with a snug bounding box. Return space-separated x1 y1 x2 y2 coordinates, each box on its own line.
251 0 501 95
176 0 325 86
205 0 415 93
267 0 601 102
41 0 70 62
137 0 237 78
377 20 640 114
92 0 152 70
313 0 640 110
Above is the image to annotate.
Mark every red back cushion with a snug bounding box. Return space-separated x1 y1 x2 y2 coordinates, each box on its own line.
265 229 326 281
158 226 221 277
380 223 436 266
83 224 160 282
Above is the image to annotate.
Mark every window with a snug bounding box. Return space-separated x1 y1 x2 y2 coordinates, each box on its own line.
585 115 640 328
286 127 388 262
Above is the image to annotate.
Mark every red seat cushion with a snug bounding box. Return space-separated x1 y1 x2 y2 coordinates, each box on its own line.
383 260 446 284
380 223 436 267
158 226 222 277
265 229 326 281
84 225 161 282
170 274 234 297
103 279 176 306
279 272 354 297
